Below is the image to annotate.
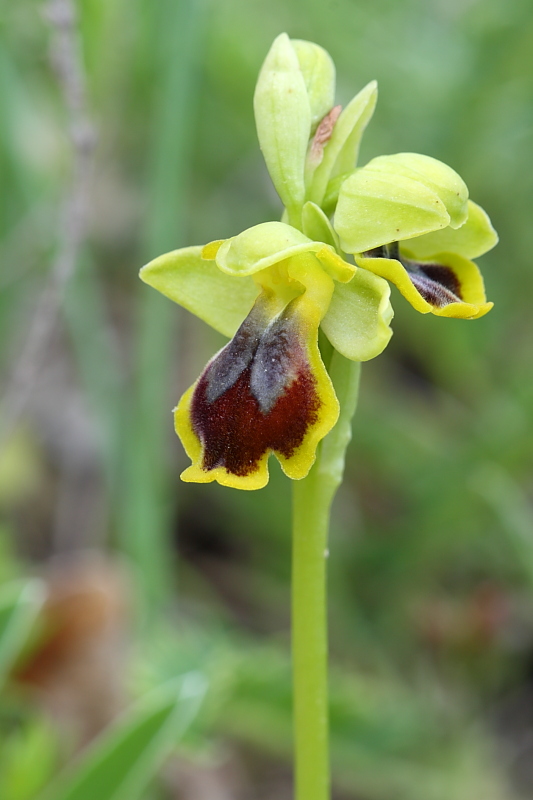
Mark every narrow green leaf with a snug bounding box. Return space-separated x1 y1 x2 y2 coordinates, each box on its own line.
40 674 207 800
121 0 208 614
0 579 45 687
0 719 58 800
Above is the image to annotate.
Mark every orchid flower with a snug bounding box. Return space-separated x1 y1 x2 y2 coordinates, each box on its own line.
141 34 495 492
334 153 497 319
141 221 392 489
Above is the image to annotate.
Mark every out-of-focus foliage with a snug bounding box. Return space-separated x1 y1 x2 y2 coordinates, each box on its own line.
41 675 206 800
1 0 533 797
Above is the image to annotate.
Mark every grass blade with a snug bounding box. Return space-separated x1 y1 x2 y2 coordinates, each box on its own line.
40 673 207 800
0 579 45 687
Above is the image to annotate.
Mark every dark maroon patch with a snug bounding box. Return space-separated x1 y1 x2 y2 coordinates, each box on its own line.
407 261 462 307
362 242 463 309
418 264 461 296
190 308 321 477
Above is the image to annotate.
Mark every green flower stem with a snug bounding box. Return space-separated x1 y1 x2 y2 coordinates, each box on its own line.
292 465 331 800
292 352 361 800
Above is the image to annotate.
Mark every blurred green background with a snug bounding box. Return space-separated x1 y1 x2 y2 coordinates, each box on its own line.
1 0 533 797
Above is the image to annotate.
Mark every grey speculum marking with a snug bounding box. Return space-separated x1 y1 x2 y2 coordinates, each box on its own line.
204 307 263 404
204 300 302 413
250 313 300 414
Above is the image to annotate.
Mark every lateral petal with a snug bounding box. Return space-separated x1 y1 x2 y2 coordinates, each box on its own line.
308 81 378 205
321 269 394 361
215 222 313 276
213 221 355 283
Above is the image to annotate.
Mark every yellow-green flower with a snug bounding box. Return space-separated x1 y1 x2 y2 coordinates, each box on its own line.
334 153 498 319
141 221 393 490
139 34 496 491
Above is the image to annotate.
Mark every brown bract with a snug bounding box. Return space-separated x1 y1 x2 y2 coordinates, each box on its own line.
309 105 342 164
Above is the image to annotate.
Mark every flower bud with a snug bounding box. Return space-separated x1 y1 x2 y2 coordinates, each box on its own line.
291 39 336 130
254 34 311 223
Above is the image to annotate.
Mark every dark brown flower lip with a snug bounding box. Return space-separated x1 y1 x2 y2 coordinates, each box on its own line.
190 300 321 478
362 241 463 308
407 263 462 307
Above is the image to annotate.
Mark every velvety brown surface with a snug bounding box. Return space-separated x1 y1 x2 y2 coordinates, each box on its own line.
191 361 320 477
408 262 463 307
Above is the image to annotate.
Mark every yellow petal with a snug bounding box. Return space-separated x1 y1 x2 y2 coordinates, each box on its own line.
321 269 393 361
214 221 355 283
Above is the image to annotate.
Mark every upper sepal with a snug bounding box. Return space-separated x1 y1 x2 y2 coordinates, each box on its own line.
291 39 336 130
335 167 450 254
334 153 470 254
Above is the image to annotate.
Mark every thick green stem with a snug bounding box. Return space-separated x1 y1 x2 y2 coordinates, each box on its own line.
291 353 361 800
